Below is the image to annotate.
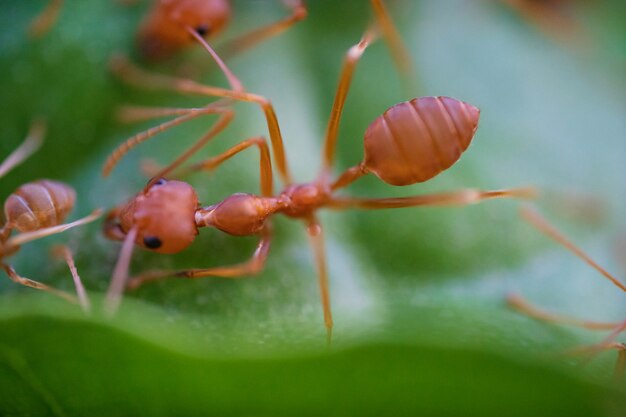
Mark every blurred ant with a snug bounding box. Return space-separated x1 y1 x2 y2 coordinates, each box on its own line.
137 0 414 71
28 0 63 38
494 0 588 46
0 121 101 311
28 0 308 58
137 0 308 61
102 17 533 339
508 206 626 381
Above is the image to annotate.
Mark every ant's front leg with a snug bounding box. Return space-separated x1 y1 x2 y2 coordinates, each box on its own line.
109 35 293 184
304 216 333 346
28 0 63 38
126 228 273 290
103 106 234 178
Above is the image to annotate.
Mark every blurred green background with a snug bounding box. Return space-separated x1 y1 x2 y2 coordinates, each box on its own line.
0 0 625 415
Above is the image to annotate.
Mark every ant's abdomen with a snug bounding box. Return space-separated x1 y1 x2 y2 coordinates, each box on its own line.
4 180 75 232
363 96 480 186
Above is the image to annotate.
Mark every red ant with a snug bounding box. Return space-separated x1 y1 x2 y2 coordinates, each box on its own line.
137 0 308 61
508 206 626 381
28 0 307 60
494 0 588 46
101 19 533 338
0 121 101 311
28 0 63 38
136 0 414 72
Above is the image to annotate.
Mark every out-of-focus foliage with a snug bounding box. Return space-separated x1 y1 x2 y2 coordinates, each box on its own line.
0 0 624 415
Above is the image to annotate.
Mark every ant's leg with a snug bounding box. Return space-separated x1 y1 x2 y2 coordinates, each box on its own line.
105 225 139 315
115 104 231 123
102 106 231 177
508 294 626 380
51 245 91 312
109 35 292 184
498 0 582 45
583 320 626 357
0 120 45 179
319 29 378 178
28 0 63 38
328 187 535 210
148 110 235 182
567 320 626 381
4 209 102 250
616 344 626 381
370 0 414 78
218 0 307 61
506 294 618 330
126 228 272 290
521 205 626 292
2 263 77 304
305 217 333 346
331 163 368 191
182 136 274 197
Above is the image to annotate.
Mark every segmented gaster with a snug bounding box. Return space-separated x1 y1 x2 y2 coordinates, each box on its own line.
4 180 76 232
363 96 480 186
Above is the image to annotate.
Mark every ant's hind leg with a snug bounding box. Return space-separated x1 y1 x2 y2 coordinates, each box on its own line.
507 294 626 380
328 187 536 210
520 205 626 292
506 294 618 331
568 321 626 382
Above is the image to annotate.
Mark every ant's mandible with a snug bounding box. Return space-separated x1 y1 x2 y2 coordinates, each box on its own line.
508 206 626 381
101 18 533 339
0 121 101 311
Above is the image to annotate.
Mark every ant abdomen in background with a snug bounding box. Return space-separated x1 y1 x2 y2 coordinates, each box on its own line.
0 122 101 309
363 97 479 186
4 180 76 232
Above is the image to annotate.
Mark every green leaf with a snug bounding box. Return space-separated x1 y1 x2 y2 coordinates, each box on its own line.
0 0 625 414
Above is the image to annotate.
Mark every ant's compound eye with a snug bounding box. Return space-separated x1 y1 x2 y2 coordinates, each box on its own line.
148 178 167 187
143 236 163 249
195 24 210 37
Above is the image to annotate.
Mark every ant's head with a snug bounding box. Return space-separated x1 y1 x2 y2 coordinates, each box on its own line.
138 0 231 60
108 179 199 254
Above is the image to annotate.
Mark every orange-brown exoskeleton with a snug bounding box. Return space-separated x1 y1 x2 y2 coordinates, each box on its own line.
0 121 101 310
137 0 308 61
102 21 533 339
508 206 626 381
28 0 63 38
494 0 588 46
